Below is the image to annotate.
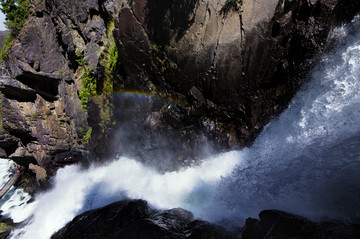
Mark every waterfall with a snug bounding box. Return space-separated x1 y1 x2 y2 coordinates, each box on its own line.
217 14 360 221
6 15 360 239
213 15 360 224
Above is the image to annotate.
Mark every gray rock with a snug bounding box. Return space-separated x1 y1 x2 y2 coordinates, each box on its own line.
0 147 6 158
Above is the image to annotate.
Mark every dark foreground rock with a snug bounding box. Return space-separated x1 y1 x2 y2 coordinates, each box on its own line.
51 200 360 239
51 199 360 239
240 210 360 239
51 199 234 239
0 219 13 239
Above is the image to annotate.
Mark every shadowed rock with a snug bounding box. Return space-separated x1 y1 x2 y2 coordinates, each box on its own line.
51 199 234 239
240 210 360 239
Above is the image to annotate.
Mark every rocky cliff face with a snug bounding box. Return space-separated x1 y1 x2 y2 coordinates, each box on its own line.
115 0 342 146
0 0 359 174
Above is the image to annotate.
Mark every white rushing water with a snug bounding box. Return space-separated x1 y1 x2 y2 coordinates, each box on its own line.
214 16 360 223
10 152 241 239
6 15 360 239
0 159 33 223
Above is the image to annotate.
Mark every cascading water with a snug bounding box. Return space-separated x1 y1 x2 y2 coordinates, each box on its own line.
211 16 360 224
0 159 33 223
4 15 360 239
212 15 360 221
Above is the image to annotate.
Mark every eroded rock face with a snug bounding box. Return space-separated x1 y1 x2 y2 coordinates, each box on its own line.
0 0 113 172
1 0 359 172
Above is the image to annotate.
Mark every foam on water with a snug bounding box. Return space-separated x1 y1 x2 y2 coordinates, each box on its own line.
213 16 360 223
10 151 241 239
0 159 33 223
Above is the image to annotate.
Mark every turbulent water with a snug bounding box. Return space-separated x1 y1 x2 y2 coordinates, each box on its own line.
2 16 360 239
214 16 360 223
0 160 33 223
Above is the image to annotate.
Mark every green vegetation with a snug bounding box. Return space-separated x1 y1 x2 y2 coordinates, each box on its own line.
0 36 13 59
107 41 118 73
0 0 29 35
81 126 92 143
75 21 119 143
78 67 96 112
0 222 13 232
220 0 243 14
45 110 52 116
103 41 118 93
31 112 40 118
77 51 96 112
0 0 30 59
151 43 171 74
106 20 115 38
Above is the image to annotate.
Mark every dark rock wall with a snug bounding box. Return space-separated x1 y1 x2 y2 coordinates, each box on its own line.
0 0 359 173
114 0 347 146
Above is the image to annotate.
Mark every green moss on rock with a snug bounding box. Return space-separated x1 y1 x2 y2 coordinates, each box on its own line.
77 52 97 112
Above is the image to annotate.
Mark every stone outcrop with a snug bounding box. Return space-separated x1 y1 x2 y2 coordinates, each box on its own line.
240 210 360 239
0 0 359 172
0 0 112 171
28 163 47 181
51 199 235 239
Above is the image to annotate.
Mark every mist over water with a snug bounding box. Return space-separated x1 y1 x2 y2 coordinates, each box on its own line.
7 16 360 239
10 152 241 239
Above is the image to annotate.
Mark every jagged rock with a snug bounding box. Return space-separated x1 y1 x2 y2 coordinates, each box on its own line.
9 146 33 159
28 163 47 181
51 199 234 239
0 220 13 239
240 210 360 239
0 148 6 158
333 0 360 25
0 92 84 170
0 132 19 154
0 78 36 101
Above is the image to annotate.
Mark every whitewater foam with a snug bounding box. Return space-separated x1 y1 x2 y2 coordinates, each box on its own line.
214 17 360 223
10 151 241 239
0 159 33 223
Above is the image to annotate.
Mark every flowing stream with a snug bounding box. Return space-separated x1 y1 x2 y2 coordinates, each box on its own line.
2 15 360 239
